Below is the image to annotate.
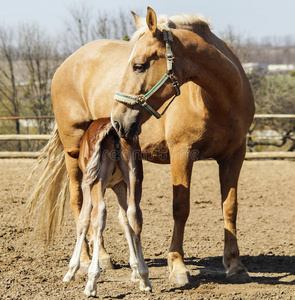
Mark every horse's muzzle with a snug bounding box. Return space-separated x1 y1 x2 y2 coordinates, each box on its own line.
114 120 141 139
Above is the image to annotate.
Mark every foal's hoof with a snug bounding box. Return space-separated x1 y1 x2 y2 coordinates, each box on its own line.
99 258 114 270
63 272 75 282
227 271 253 284
84 281 97 297
169 271 195 285
139 279 152 292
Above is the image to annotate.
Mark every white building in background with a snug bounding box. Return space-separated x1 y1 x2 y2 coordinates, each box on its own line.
267 64 295 73
242 62 268 74
242 62 295 74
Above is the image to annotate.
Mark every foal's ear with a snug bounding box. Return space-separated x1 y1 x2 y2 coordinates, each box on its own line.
131 11 141 29
146 7 157 36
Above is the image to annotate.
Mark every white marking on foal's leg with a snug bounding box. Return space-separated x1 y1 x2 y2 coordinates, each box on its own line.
84 201 107 297
127 205 151 292
118 208 139 282
63 186 92 282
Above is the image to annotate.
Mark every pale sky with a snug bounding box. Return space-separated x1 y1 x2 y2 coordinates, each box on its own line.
0 0 294 41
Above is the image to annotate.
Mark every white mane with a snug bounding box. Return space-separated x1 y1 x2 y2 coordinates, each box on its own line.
130 13 211 45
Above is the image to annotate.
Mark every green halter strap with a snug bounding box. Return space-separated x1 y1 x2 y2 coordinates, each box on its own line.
114 25 180 119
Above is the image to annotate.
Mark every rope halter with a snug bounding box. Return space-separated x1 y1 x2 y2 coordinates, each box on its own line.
114 25 181 119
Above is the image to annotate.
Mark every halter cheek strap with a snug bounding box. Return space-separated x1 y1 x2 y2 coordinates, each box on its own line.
114 25 181 119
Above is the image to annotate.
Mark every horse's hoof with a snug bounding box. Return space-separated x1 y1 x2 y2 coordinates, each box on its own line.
227 271 253 284
84 281 97 297
139 279 152 292
99 259 114 270
63 272 75 282
77 265 89 275
169 271 195 285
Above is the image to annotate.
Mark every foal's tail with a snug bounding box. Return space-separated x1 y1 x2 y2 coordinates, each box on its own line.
80 122 114 189
24 127 70 244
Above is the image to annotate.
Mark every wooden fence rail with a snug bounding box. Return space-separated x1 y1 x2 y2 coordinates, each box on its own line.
1 115 295 159
0 134 51 141
0 116 55 120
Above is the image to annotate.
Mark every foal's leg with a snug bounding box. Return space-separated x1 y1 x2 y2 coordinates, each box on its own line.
84 152 116 297
126 176 151 292
65 153 91 270
113 180 151 292
99 236 114 269
112 181 135 273
218 141 252 283
63 183 92 282
168 146 194 284
88 226 114 269
84 182 107 297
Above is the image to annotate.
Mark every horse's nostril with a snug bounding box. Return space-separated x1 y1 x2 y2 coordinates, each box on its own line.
130 122 138 133
114 121 126 138
114 121 120 132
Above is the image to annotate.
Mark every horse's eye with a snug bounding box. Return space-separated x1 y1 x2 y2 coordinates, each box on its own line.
133 63 147 72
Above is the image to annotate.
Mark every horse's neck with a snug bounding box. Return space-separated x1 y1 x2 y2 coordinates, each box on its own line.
174 29 243 109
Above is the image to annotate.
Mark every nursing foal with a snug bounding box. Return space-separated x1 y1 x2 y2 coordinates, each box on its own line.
62 118 151 296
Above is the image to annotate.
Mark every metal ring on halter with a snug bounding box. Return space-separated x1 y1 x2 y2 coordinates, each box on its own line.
166 69 174 76
165 52 174 59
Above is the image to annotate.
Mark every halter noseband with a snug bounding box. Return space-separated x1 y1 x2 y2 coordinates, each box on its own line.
114 25 181 119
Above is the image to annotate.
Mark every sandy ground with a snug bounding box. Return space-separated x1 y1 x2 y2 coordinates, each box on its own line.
0 158 295 299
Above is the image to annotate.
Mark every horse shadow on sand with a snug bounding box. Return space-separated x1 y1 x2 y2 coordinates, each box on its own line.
145 254 295 290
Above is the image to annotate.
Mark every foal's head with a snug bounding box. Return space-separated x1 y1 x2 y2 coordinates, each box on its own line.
112 7 183 139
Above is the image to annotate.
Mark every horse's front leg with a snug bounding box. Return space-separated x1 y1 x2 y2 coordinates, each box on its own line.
168 146 194 284
218 140 252 283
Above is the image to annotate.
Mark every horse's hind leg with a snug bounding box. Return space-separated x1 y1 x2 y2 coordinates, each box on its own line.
112 181 151 292
65 153 92 270
63 184 92 282
218 140 252 283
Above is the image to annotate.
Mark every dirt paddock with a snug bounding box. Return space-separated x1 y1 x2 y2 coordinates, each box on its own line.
0 158 295 299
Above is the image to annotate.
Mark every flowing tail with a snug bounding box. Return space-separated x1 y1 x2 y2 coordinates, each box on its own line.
24 127 70 244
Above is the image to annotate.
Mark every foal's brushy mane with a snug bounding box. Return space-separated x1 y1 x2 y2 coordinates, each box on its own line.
130 13 211 45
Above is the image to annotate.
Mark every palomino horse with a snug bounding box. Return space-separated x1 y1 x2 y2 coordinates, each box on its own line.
62 118 151 296
27 7 254 285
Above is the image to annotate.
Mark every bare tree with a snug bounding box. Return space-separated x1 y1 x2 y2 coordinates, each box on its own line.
19 23 60 134
91 10 111 39
220 25 252 62
62 3 93 54
0 26 22 149
62 3 137 54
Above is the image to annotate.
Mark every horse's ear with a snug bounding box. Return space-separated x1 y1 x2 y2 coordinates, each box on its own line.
131 11 141 29
146 7 157 36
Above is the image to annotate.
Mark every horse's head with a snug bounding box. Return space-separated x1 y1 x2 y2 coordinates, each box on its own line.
112 7 182 139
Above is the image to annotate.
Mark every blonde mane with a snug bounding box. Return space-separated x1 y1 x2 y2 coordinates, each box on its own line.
130 13 211 45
